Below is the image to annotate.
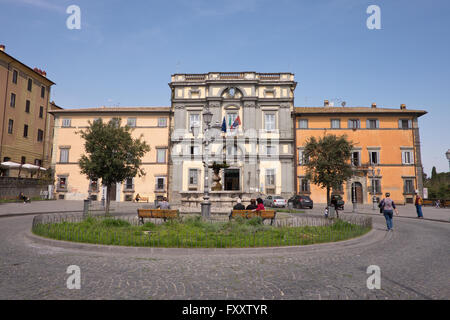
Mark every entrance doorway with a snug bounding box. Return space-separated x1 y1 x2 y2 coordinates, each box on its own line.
351 182 363 204
110 183 117 201
224 169 240 191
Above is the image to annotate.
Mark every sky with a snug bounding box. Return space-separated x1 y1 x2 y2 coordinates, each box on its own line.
0 0 449 175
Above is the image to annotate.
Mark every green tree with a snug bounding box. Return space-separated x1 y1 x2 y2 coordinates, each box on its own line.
78 118 150 215
303 134 354 208
431 166 437 180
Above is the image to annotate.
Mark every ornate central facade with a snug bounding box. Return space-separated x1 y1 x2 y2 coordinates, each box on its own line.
168 72 297 208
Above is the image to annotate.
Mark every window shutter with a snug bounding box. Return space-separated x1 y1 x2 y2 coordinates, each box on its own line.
348 120 352 128
366 120 370 128
408 120 412 128
376 120 379 128
398 120 402 128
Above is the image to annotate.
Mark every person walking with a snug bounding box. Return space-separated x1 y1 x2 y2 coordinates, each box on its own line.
414 192 424 218
379 192 399 231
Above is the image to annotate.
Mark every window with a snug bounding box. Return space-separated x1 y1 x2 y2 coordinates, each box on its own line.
367 119 379 129
189 113 200 132
10 93 16 107
402 150 414 164
264 113 276 131
265 169 275 186
156 177 165 190
41 86 45 98
39 106 44 118
27 78 32 91
58 177 67 190
157 149 166 163
370 179 381 194
21 156 26 164
298 119 308 129
34 159 42 166
23 125 28 138
298 149 305 165
127 118 136 127
348 119 360 129
399 119 412 129
189 169 198 185
8 119 13 134
299 177 310 192
62 119 71 127
89 178 99 192
369 151 379 165
37 129 44 142
12 70 18 84
190 146 200 155
59 148 69 163
266 145 276 156
351 151 360 166
331 119 341 129
404 179 415 194
158 117 167 127
25 100 30 113
125 178 134 190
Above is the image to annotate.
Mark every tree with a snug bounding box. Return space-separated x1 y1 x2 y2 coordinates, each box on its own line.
303 134 354 208
431 166 437 180
78 118 150 215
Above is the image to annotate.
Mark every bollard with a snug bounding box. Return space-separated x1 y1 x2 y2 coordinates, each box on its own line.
83 199 89 218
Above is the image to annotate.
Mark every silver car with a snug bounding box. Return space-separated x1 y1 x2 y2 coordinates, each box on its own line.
264 195 287 208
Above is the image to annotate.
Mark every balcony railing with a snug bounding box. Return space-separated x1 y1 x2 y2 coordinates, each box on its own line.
155 184 166 191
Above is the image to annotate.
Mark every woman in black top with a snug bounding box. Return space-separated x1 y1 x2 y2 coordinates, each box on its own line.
246 199 257 210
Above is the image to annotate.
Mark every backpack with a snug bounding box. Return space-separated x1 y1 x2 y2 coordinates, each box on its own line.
378 200 384 213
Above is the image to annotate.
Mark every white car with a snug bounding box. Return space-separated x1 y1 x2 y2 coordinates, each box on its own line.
264 195 287 208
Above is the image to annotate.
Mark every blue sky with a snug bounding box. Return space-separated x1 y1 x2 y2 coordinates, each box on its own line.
0 0 449 175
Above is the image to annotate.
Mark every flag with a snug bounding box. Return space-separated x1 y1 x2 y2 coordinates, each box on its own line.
231 116 241 129
221 117 227 133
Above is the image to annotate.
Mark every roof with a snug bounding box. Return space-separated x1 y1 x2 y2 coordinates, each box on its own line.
50 106 171 114
295 106 427 116
0 50 55 85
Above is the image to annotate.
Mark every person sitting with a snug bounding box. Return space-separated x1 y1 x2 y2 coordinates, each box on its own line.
134 193 141 202
246 199 258 210
233 198 245 210
19 192 30 203
253 198 265 211
157 197 170 210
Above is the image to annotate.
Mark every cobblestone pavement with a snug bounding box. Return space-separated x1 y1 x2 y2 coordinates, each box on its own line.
0 211 449 300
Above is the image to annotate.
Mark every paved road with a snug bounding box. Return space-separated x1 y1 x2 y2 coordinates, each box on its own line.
0 211 449 299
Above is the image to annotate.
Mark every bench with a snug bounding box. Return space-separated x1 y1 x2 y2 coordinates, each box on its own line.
422 200 434 206
229 210 277 225
137 209 179 224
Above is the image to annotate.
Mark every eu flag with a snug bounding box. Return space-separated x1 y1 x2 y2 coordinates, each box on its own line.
221 117 227 133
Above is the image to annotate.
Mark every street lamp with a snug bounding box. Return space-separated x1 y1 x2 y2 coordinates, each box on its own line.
446 149 450 172
191 106 214 219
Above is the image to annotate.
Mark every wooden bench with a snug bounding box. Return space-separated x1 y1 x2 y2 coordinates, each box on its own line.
422 200 434 206
137 209 179 224
229 210 277 225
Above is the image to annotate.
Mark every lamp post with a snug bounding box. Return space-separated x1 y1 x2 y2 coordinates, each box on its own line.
192 106 214 219
446 149 450 172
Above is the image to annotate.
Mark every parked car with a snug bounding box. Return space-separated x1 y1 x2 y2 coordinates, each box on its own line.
288 195 314 209
263 195 287 208
331 194 345 210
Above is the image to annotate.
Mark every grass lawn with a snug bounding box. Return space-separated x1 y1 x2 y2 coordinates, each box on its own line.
32 216 371 248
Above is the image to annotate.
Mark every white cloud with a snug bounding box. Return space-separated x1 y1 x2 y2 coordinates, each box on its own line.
0 0 66 13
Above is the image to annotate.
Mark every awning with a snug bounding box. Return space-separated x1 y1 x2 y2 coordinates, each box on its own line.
0 161 21 169
21 164 40 171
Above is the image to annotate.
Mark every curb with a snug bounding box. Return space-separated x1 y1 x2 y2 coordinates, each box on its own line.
25 227 384 257
344 211 450 224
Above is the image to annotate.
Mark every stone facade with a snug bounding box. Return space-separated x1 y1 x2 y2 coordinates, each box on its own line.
168 72 297 208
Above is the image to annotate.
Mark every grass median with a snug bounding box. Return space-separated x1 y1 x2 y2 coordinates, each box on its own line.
32 216 371 248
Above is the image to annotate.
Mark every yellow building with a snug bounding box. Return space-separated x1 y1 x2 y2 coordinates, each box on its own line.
50 107 171 202
295 102 427 205
0 45 55 174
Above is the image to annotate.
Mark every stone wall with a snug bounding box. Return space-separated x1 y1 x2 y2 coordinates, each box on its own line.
0 177 50 200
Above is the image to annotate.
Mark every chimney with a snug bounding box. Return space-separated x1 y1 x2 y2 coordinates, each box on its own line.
371 103 377 108
324 100 329 107
400 104 406 110
0 44 5 52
